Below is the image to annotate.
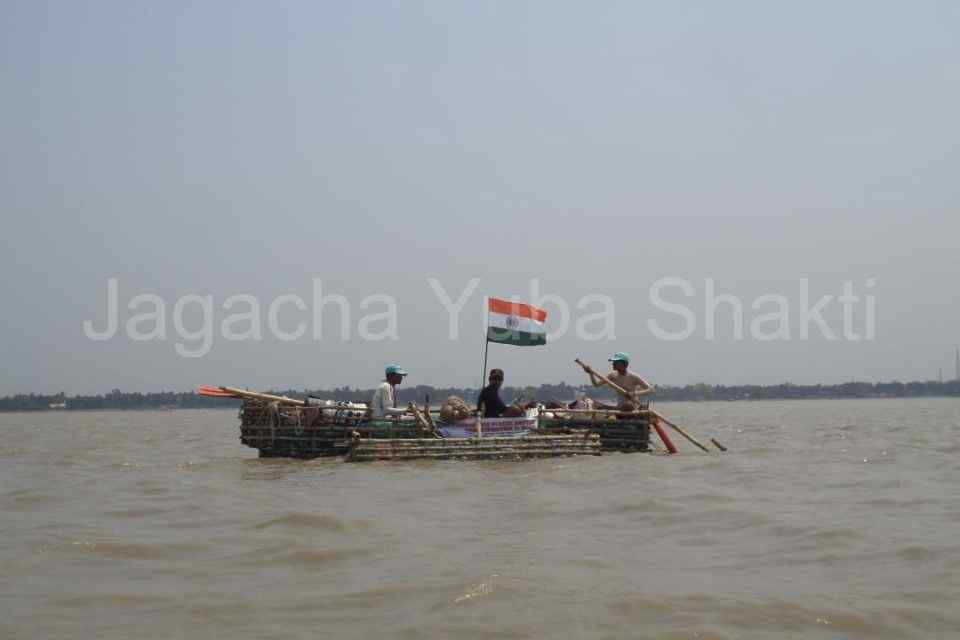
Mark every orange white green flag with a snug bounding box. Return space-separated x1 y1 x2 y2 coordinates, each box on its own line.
486 298 547 346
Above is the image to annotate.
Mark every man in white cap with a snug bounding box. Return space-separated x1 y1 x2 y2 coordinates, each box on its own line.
370 364 408 419
587 352 652 411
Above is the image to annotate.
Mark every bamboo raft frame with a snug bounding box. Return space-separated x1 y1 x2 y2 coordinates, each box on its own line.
239 401 427 458
345 434 601 462
538 419 650 452
237 398 650 461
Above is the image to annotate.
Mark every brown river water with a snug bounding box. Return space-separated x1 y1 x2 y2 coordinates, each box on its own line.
2 398 959 639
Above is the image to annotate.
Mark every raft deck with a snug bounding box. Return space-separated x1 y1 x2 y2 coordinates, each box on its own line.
237 399 650 460
344 433 601 462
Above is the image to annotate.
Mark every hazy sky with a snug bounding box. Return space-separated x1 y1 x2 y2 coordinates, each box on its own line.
2 1 958 395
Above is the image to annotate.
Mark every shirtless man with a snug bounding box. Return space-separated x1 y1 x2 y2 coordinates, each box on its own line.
588 352 652 411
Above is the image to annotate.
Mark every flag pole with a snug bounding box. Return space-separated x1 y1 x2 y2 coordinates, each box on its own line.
481 339 490 390
479 297 491 391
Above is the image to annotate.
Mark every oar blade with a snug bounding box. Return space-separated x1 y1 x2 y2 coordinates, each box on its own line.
197 385 238 398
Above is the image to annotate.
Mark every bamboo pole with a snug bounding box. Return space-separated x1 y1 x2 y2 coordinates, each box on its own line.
423 396 437 431
573 359 719 453
574 359 633 400
544 408 654 417
222 387 385 420
221 387 306 406
407 403 433 433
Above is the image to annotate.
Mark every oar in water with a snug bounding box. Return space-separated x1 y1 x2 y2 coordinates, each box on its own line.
650 415 679 454
650 409 711 453
575 358 722 453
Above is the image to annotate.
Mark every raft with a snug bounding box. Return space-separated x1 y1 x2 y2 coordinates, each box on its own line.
237 399 650 461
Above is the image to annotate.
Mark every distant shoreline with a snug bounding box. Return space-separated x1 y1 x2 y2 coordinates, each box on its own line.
2 380 958 412
2 395 960 414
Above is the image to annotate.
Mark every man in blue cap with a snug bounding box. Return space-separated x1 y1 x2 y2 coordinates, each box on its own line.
587 352 652 410
371 365 408 418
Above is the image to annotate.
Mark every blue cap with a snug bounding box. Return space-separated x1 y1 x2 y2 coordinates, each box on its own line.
385 365 408 376
608 352 630 364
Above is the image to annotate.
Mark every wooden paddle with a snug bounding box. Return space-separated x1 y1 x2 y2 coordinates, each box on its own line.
575 358 717 453
197 385 239 398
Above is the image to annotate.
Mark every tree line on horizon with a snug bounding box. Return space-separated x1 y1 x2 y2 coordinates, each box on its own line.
1 380 959 412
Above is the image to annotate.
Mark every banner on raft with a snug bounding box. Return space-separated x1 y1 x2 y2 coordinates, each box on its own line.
439 416 536 438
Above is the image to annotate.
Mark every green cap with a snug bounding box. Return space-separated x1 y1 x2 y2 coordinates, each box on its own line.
608 352 630 364
385 365 408 376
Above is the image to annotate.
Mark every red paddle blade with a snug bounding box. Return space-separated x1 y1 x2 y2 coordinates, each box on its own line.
197 385 238 398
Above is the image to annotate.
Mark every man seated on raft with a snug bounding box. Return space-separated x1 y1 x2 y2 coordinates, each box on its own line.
371 364 409 419
587 352 652 411
477 369 537 418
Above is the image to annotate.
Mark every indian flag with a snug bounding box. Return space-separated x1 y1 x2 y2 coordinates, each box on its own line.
486 298 547 346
